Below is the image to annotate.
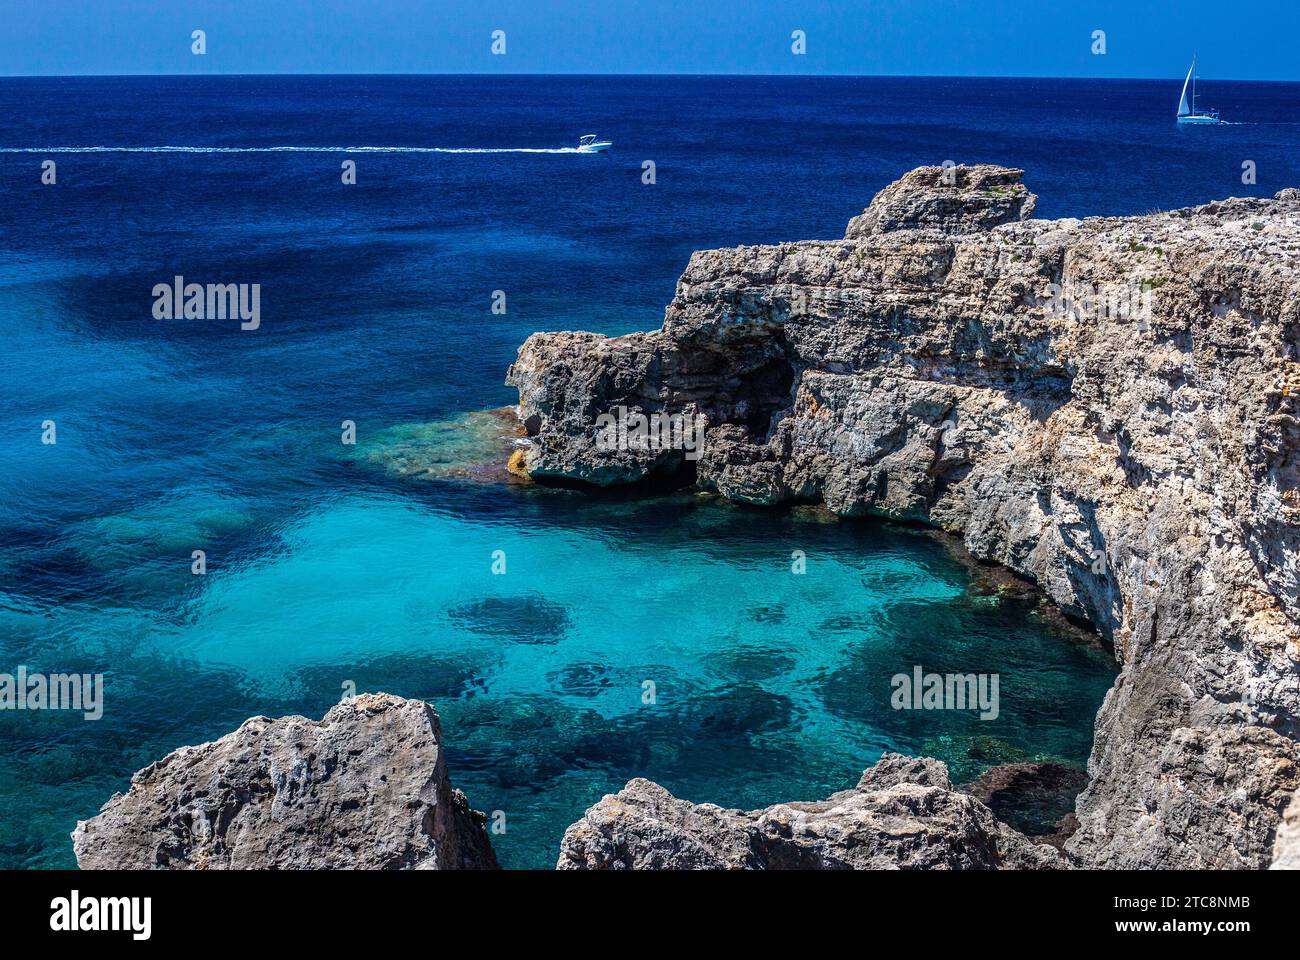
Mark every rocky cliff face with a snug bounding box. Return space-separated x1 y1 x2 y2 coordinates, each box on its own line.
72 693 499 870
556 753 1065 869
509 165 1300 869
844 164 1036 237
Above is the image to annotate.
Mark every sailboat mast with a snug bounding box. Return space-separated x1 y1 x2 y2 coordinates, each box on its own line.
1176 53 1220 123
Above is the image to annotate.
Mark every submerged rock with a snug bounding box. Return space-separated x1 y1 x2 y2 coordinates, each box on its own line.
556 753 1065 870
359 407 528 484
72 693 499 870
510 165 1300 869
961 761 1089 845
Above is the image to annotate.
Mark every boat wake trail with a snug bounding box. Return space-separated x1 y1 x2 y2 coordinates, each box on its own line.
0 145 586 154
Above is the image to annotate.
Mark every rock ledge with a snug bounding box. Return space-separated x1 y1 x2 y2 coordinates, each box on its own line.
72 693 499 870
557 754 1066 870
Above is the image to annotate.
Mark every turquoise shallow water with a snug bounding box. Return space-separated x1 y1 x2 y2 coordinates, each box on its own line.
1 466 1117 869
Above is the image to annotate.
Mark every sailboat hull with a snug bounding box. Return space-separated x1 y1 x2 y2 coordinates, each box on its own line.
1177 115 1222 125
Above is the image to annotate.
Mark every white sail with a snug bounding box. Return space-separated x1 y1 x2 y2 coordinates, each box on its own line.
1178 59 1194 116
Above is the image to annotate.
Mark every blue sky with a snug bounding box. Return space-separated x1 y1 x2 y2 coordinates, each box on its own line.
3 0 1298 80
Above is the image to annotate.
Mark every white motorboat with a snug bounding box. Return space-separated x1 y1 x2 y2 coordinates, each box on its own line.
577 133 612 153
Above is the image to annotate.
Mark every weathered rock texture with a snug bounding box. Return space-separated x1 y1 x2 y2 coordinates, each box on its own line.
72 693 499 870
845 163 1036 237
510 165 1300 869
556 753 1065 869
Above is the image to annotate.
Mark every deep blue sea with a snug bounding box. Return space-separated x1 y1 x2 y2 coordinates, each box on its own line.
2 75 1297 870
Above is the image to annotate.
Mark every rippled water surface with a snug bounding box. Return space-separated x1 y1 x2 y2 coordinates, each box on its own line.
11 73 1295 867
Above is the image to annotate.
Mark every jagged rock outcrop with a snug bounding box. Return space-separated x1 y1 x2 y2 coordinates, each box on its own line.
72 693 499 870
844 163 1036 237
556 753 1065 869
509 164 1300 869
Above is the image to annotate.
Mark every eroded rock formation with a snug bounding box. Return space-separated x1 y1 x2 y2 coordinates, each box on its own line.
844 163 1036 237
556 753 1065 869
509 165 1300 868
72 693 499 870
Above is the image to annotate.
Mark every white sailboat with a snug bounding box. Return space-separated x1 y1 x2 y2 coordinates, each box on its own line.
1177 55 1222 124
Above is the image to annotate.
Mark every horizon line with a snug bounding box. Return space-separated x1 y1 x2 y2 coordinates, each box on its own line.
3 71 1298 83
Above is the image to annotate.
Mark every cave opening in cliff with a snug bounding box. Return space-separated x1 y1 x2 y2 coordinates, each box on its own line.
735 338 798 441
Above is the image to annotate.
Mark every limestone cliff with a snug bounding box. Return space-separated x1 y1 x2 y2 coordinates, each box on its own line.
557 754 1065 870
509 165 1300 868
72 693 499 870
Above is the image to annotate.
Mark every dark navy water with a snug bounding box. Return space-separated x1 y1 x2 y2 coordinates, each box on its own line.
4 74 1295 869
